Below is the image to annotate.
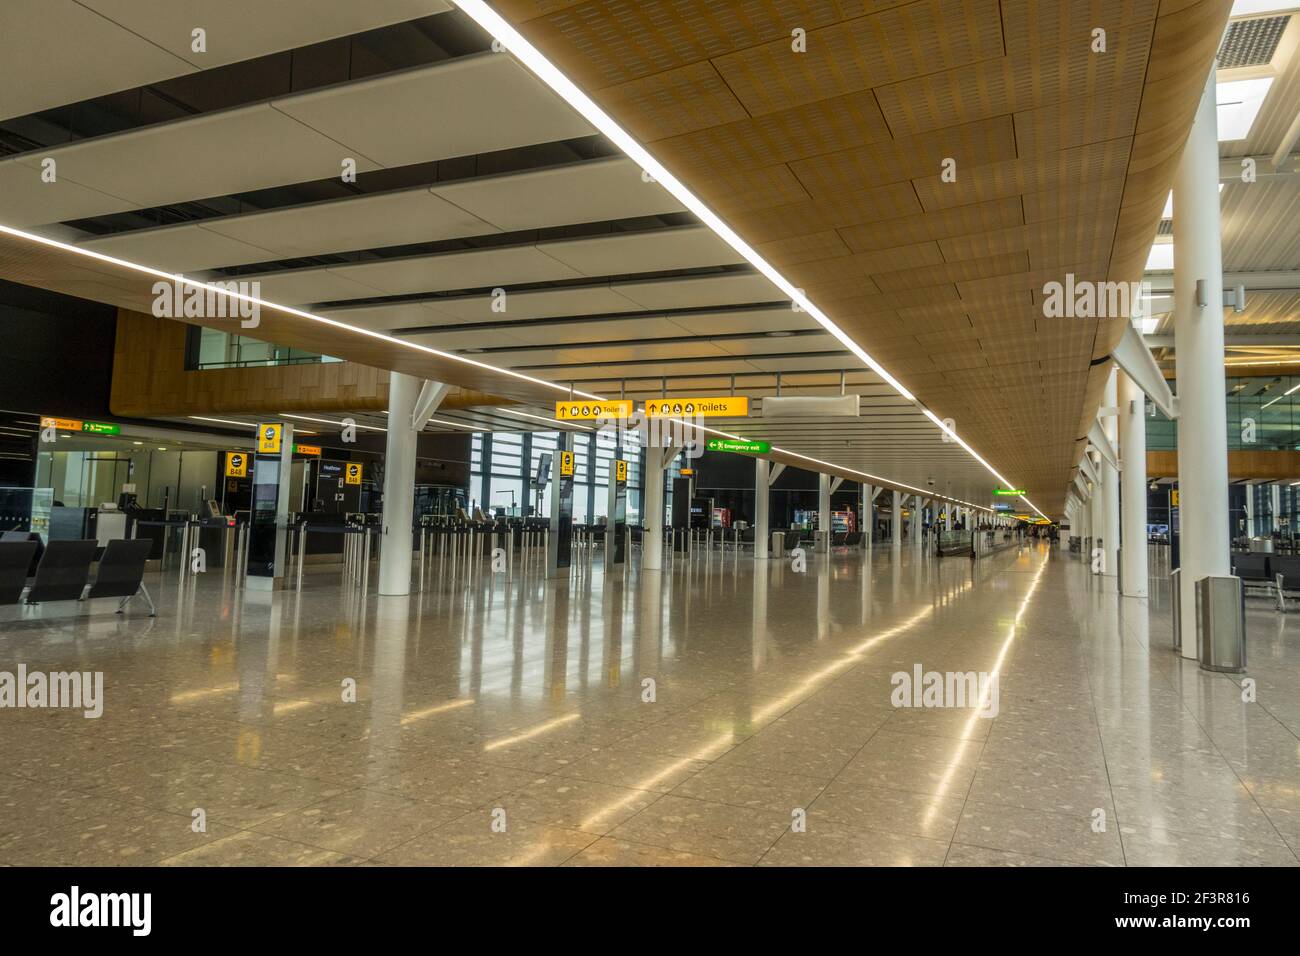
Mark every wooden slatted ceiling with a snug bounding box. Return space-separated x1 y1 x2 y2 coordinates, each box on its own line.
495 0 1232 514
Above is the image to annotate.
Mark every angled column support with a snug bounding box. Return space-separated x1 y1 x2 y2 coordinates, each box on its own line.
1078 451 1100 487
1087 417 1119 471
1112 322 1177 421
828 476 844 495
410 380 451 432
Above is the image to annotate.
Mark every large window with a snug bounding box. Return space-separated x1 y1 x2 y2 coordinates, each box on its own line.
1147 374 1300 452
470 427 644 522
186 326 342 369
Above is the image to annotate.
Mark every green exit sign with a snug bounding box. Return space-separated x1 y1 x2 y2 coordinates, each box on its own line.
81 421 120 435
706 438 770 454
993 488 1025 496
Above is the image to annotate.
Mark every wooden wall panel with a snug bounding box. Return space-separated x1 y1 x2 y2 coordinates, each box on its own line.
109 310 506 417
1147 449 1300 480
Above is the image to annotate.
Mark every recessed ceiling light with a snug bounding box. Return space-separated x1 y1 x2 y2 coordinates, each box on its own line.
767 330 795 337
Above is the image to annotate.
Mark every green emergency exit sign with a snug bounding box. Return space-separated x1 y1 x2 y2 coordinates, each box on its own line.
81 421 120 435
706 438 770 454
993 488 1026 496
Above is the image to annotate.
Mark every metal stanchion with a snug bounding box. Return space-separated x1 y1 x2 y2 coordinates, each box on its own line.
418 526 426 592
361 527 372 596
176 522 189 587
296 522 307 591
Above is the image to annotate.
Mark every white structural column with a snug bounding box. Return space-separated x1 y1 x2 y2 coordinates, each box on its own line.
755 459 770 559
642 444 677 571
1089 463 1105 569
892 490 902 547
378 372 422 595
1119 368 1149 596
1101 368 1120 577
817 472 831 552
1173 67 1231 658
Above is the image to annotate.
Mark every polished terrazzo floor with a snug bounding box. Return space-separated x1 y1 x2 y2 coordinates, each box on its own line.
2 540 1298 866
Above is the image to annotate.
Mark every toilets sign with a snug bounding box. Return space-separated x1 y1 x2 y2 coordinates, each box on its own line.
555 400 633 421
644 397 748 418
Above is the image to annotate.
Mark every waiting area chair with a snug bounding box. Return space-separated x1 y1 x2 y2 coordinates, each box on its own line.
0 538 155 616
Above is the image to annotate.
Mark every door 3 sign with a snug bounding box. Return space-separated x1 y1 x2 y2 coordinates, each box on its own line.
644 397 748 418
225 452 248 477
345 463 363 485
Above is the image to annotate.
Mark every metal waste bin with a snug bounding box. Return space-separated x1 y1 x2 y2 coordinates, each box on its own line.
771 531 786 560
1170 568 1181 652
1195 575 1246 673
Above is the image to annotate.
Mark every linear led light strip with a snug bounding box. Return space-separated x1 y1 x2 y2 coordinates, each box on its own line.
663 417 992 512
1 220 1001 513
450 1 1045 520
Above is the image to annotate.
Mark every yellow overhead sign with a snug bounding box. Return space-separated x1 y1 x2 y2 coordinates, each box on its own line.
257 422 283 454
294 444 321 456
224 452 248 478
644 397 749 418
559 450 575 477
345 462 363 485
41 416 82 432
555 400 633 421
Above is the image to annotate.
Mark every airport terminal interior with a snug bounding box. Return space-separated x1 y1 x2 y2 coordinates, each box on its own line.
1 0 1299 868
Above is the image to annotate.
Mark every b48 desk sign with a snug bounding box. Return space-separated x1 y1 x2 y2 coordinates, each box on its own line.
644 397 748 418
555 400 633 421
706 438 770 454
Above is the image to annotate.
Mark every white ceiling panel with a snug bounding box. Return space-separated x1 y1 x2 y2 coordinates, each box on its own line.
79 1 452 67
0 157 141 227
423 284 645 323
78 224 278 273
501 315 699 346
273 54 592 169
204 187 496 261
316 300 445 332
1 1 454 122
615 272 786 310
17 104 382 221
330 245 584 298
664 307 815 336
433 157 684 230
239 269 388 305
538 225 746 276
401 328 536 351
0 0 194 122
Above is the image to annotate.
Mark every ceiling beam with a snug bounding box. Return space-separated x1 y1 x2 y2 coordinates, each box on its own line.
1113 322 1178 419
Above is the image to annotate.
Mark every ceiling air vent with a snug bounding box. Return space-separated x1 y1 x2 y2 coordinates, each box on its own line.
1157 220 1173 237
1217 15 1290 70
